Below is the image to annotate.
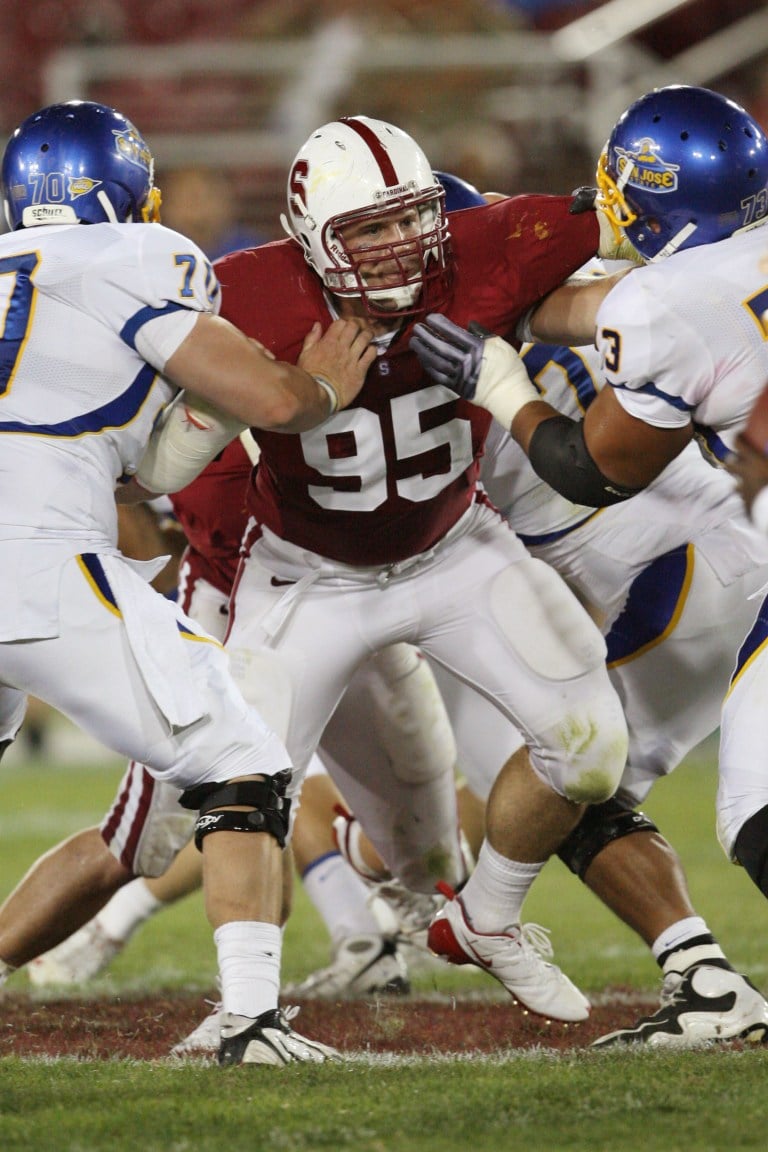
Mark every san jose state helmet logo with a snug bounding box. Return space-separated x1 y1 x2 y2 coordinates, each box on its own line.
112 126 153 173
614 138 680 195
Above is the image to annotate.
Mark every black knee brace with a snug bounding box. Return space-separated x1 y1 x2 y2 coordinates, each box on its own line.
733 804 768 899
557 797 659 880
180 769 292 851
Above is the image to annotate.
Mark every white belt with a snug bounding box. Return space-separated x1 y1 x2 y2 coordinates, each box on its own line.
252 503 479 639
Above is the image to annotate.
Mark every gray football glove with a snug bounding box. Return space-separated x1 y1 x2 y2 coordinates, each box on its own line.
410 314 490 399
411 313 539 429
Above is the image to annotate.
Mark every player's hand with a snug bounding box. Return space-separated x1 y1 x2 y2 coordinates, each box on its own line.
410 313 486 397
726 434 768 517
570 185 644 265
298 319 377 410
410 314 539 429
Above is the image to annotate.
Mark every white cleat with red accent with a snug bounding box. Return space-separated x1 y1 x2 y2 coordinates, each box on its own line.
427 883 590 1023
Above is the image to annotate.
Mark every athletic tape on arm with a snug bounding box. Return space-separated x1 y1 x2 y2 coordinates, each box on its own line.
136 392 246 493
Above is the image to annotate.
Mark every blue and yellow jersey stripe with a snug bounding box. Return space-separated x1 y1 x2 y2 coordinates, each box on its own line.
606 543 694 667
77 553 219 644
727 592 768 697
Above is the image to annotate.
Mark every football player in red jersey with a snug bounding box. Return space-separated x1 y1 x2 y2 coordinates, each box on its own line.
198 115 629 1023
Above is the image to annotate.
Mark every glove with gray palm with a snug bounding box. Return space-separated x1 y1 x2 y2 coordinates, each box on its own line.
410 314 539 429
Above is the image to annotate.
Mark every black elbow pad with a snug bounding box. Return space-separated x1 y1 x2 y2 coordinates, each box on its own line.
528 415 643 507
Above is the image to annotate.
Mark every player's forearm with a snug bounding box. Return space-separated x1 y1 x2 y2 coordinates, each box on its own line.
164 313 374 434
163 314 333 432
134 371 337 495
526 271 630 346
257 363 339 433
510 399 557 455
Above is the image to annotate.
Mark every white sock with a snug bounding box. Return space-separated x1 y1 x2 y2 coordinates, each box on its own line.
214 920 281 1019
457 841 543 932
302 851 380 949
652 917 727 974
0 958 16 987
97 879 163 944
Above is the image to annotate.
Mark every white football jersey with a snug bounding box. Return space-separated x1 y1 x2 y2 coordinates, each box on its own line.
481 341 768 595
595 225 768 462
481 343 599 540
0 220 219 637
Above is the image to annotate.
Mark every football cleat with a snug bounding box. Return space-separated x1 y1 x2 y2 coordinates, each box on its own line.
218 1006 340 1066
171 999 223 1057
282 932 410 1000
427 883 590 1022
369 881 445 941
368 881 447 974
28 918 124 986
592 964 768 1049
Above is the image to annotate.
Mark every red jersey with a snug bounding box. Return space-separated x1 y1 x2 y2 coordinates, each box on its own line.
215 195 598 566
170 437 252 592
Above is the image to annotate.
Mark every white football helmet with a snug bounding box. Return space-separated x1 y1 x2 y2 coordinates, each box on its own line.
281 116 450 317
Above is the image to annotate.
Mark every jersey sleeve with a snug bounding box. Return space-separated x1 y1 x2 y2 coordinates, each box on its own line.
499 195 600 311
91 224 222 372
595 270 710 430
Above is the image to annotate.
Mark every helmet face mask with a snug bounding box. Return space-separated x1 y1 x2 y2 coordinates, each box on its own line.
2 100 161 231
324 190 445 313
596 85 768 261
282 116 451 318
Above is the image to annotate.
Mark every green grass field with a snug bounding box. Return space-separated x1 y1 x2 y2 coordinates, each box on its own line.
1 724 767 1151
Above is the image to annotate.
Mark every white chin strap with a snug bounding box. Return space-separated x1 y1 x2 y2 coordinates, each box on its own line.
366 280 422 311
648 221 697 262
97 190 120 223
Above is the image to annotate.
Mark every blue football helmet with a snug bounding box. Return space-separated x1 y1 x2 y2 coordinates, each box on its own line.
596 85 768 261
2 100 161 231
434 171 486 212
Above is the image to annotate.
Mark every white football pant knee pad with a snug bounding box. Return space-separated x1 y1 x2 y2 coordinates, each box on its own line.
527 709 627 805
489 559 626 803
366 644 457 784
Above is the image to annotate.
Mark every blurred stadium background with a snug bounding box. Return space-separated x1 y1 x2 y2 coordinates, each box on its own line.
2 0 768 246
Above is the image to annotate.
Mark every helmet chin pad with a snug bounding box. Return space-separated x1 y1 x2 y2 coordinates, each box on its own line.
365 279 424 313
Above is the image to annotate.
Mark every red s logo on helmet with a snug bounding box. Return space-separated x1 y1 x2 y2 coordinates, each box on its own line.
288 159 309 220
